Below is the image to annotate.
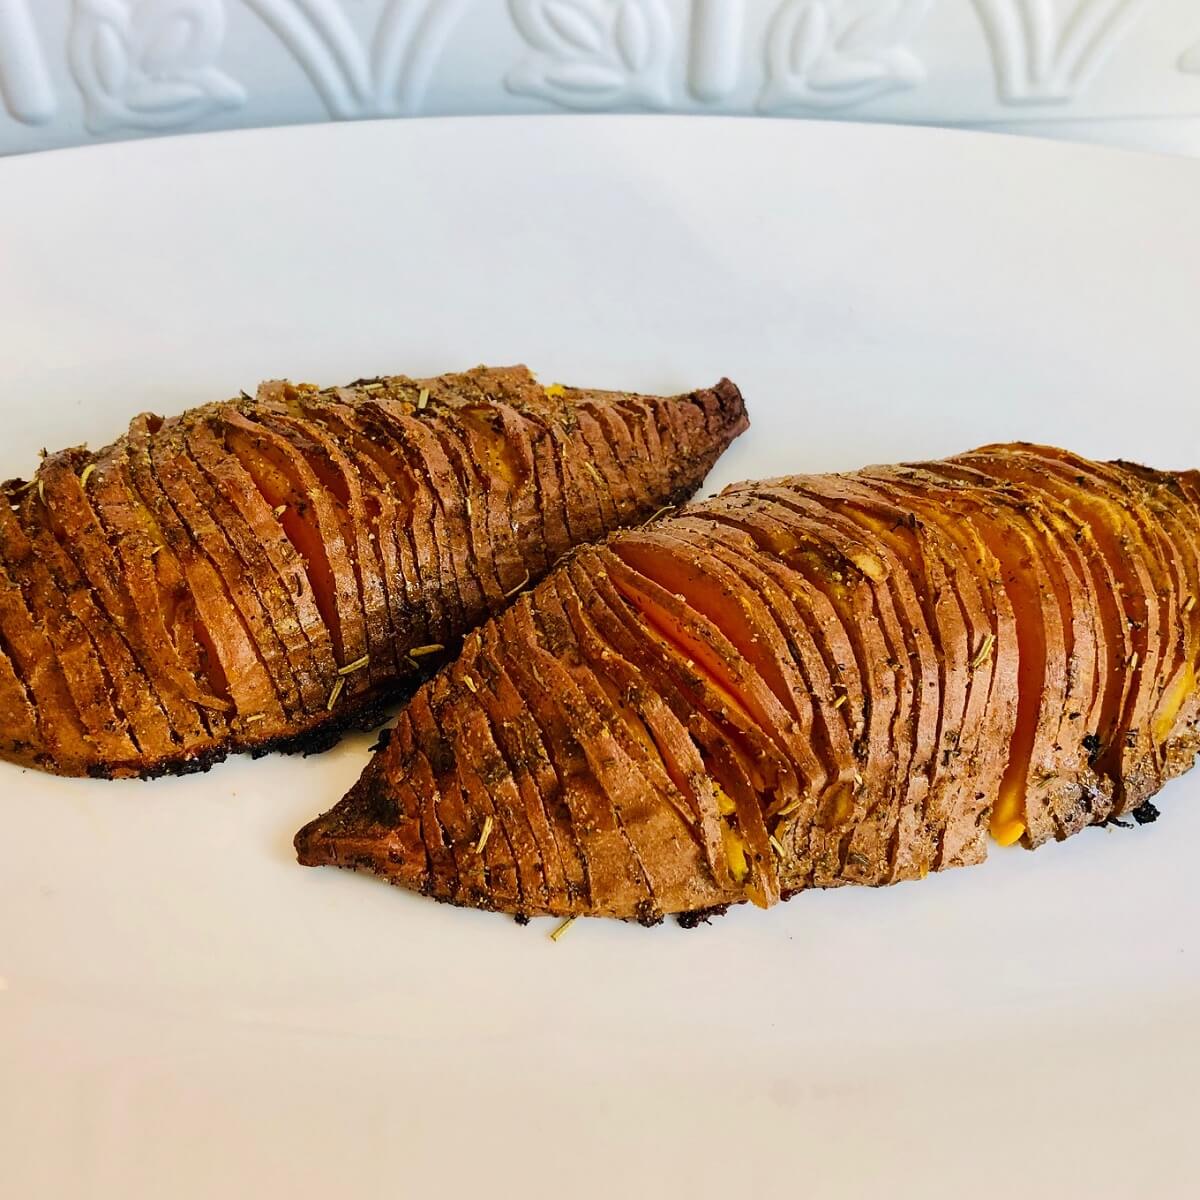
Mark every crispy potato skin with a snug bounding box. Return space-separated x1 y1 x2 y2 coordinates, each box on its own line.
0 367 748 778
297 446 1200 923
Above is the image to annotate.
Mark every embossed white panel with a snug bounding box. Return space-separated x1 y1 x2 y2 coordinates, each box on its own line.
3 0 1200 152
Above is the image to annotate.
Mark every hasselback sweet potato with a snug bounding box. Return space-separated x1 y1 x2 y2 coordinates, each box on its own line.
296 444 1200 923
0 366 748 778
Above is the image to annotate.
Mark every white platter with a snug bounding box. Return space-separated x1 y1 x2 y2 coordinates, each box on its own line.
1 116 1199 1199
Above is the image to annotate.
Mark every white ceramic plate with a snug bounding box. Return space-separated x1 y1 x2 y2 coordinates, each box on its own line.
2 117 1199 1199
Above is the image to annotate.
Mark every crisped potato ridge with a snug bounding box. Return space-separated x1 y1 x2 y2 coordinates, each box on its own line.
296 445 1200 923
0 367 748 778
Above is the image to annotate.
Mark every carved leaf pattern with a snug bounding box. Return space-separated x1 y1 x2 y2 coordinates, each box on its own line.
759 0 931 112
507 0 673 110
371 0 470 114
0 0 57 124
243 0 469 118
971 0 1149 103
68 0 244 133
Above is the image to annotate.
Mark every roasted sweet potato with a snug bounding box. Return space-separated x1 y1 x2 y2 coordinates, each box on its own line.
0 366 748 778
297 445 1200 923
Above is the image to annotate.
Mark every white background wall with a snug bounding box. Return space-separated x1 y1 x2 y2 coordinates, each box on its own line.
4 1 1200 157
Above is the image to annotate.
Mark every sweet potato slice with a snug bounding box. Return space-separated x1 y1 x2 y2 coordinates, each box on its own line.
549 567 728 885
662 521 859 888
158 421 307 719
76 447 223 752
791 475 978 870
472 620 589 909
426 410 508 612
424 669 521 909
450 400 541 590
752 480 943 882
35 452 184 757
389 405 479 632
966 447 1162 814
580 400 647 525
302 393 423 650
613 532 828 794
222 408 363 672
951 453 1115 820
851 471 1017 868
0 547 94 771
147 419 294 730
183 415 334 711
691 501 882 881
23 487 176 765
581 551 787 905
1026 446 1188 805
389 705 457 899
563 558 745 889
906 462 1094 846
710 489 912 885
255 401 398 683
499 593 656 919
1110 461 1200 778
0 635 38 761
442 641 550 911
524 410 576 569
571 406 630 529
0 493 141 769
532 584 723 918
296 388 440 651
